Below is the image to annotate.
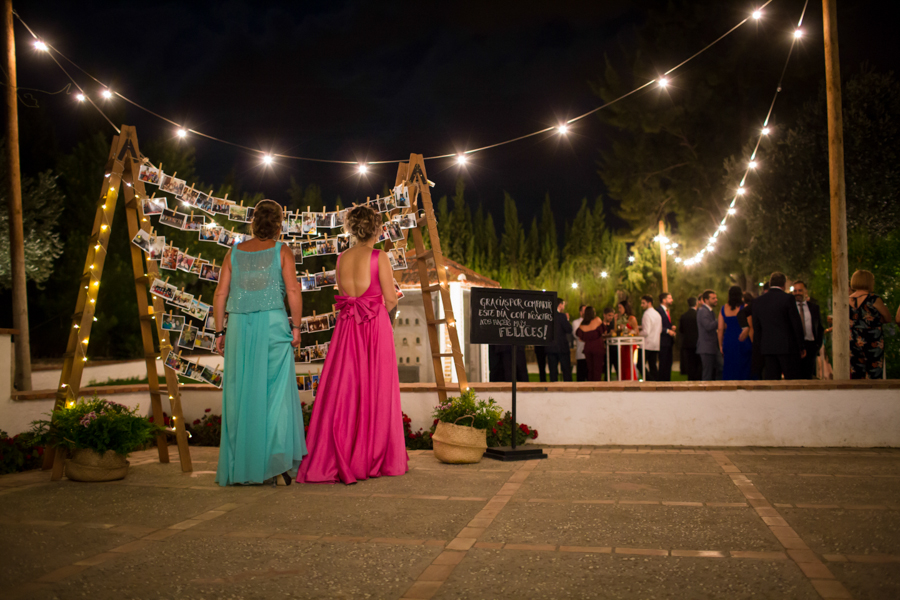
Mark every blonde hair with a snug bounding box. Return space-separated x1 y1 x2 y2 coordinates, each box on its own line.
850 269 875 293
344 205 381 242
251 200 283 240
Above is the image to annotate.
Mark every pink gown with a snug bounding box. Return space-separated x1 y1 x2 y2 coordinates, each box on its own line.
297 249 409 484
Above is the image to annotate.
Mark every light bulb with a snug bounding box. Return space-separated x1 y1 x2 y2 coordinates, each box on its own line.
762 127 770 135
737 187 746 195
262 154 273 165
706 246 714 253
752 10 762 20
357 164 368 174
749 160 757 169
719 225 727 232
628 256 635 263
668 250 674 255
457 154 467 165
708 236 716 244
102 89 112 99
83 357 88 362
101 224 108 231
794 29 803 39
558 124 568 135
658 77 668 88
177 129 187 138
600 271 608 278
571 282 578 289
675 257 682 264
727 208 737 215
34 40 49 51
76 93 85 102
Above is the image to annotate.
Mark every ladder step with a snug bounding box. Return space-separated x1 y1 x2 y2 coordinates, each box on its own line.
140 314 157 322
432 352 458 357
135 274 151 286
145 352 161 360
427 318 448 326
422 284 442 293
415 250 434 261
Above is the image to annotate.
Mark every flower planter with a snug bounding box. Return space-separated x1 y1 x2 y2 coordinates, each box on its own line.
431 417 487 464
65 448 129 482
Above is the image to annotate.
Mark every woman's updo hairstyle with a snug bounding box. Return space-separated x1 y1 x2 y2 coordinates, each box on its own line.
251 200 283 240
344 205 381 242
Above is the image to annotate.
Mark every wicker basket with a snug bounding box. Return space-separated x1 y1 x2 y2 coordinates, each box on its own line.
65 449 129 482
432 416 487 464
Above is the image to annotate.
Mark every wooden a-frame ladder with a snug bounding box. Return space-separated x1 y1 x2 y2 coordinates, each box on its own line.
44 125 192 479
383 154 468 403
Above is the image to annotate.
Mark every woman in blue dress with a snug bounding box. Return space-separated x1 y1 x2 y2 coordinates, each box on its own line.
213 200 307 486
718 285 753 380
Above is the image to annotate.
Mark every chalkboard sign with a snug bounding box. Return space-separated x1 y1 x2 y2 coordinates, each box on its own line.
469 287 557 346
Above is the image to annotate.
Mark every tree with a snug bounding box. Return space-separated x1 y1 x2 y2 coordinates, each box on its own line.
499 193 526 288
447 178 474 265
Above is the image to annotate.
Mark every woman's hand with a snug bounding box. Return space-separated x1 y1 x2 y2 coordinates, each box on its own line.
215 335 225 355
291 328 302 348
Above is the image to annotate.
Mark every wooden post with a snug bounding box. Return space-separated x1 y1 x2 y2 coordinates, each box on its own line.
658 220 668 294
823 0 849 380
4 0 31 390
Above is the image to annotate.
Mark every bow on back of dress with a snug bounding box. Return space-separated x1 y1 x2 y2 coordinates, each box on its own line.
334 295 381 324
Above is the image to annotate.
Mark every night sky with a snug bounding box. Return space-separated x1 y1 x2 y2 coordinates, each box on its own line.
13 0 899 227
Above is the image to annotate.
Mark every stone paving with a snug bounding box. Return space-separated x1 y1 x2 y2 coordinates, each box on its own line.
2 445 900 599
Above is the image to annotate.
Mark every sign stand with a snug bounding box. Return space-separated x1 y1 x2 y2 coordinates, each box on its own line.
470 287 553 462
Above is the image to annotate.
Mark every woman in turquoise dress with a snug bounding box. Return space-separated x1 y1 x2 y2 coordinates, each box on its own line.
213 200 307 486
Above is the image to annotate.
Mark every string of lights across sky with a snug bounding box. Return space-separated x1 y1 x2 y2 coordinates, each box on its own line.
16 2 811 268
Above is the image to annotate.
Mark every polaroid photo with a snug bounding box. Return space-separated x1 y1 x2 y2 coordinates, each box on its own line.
148 235 166 261
142 196 166 216
159 246 179 271
176 252 195 273
322 270 337 286
138 163 160 186
159 208 186 230
289 242 304 264
204 309 216 331
228 204 250 223
184 298 211 322
327 312 336 329
296 375 306 390
200 365 223 387
301 241 318 258
306 315 326 333
246 207 255 222
189 259 207 276
387 221 404 242
160 313 185 332
383 194 397 212
376 198 388 213
199 263 221 283
150 278 176 301
199 223 222 242
217 228 235 248
164 351 183 372
182 360 202 381
336 235 351 254
314 272 327 288
179 187 200 207
399 213 417 229
159 174 186 197
183 214 205 232
378 225 390 243
131 229 151 254
394 184 411 209
287 214 303 236
299 317 309 333
333 210 346 229
178 325 199 349
389 247 408 270
296 346 310 364
193 331 215 351
300 275 317 292
394 280 405 300
316 212 334 229
195 192 213 214
316 239 337 256
170 289 194 309
229 233 248 247
212 197 232 215
311 344 326 361
301 213 317 236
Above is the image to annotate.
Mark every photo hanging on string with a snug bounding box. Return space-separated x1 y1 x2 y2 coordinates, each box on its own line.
176 252 195 273
301 241 318 258
193 331 215 351
376 198 388 213
394 184 411 209
199 263 221 283
336 235 351 254
131 229 152 254
228 205 249 223
150 279 176 301
183 214 205 232
299 275 317 292
178 325 199 349
159 246 179 271
160 313 185 332
316 238 337 256
216 228 235 248
170 289 194 309
398 213 416 229
148 235 166 261
333 210 346 229
159 208 186 230
195 192 213 214
159 174 186 196
142 196 166 216
211 197 231 216
389 247 408 270
184 298 211 322
164 351 184 372
386 221 404 242
138 163 160 186
290 242 304 264
316 212 334 229
200 365 223 387
301 213 317 236
189 259 207 276
199 223 222 242
179 187 200 207
287 214 303 236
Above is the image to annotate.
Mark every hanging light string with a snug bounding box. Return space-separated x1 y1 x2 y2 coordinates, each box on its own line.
683 0 808 267
16 1 775 167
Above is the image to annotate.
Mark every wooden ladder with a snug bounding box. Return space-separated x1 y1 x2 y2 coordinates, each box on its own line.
45 125 192 479
385 154 468 403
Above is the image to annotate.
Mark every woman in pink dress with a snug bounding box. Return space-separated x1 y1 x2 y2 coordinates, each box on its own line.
297 206 408 484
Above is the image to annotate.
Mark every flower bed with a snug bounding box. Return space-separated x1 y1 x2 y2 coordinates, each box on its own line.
0 430 44 474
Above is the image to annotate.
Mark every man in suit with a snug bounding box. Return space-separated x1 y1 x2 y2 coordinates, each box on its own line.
679 297 701 380
792 280 824 379
752 272 805 380
697 290 720 380
656 292 676 381
546 298 573 381
640 295 661 381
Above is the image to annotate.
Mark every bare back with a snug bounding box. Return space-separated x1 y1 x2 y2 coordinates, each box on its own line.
337 246 376 297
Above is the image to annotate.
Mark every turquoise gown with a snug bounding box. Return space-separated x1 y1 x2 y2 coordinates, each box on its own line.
216 242 307 486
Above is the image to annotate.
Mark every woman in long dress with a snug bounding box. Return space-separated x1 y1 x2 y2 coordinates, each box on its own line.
719 285 753 380
614 301 639 380
575 306 607 381
298 205 408 484
214 200 307 486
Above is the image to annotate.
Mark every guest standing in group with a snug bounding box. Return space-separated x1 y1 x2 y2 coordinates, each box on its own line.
697 290 720 381
615 301 640 380
737 292 762 379
719 286 752 380
640 295 662 381
849 270 892 379
214 200 307 487
298 206 407 484
656 293 676 381
575 306 607 381
572 305 587 382
547 298 573 381
792 281 824 380
533 344 548 382
679 297 701 380
752 272 804 380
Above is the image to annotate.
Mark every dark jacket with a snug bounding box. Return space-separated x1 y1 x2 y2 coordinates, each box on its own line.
657 306 674 348
696 304 719 355
800 299 825 351
547 311 573 354
752 287 804 356
679 308 699 349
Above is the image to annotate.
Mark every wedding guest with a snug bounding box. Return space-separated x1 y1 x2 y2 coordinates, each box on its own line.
849 270 892 379
547 298 573 382
738 292 762 379
752 272 804 380
575 306 606 381
533 344 548 382
697 289 720 381
719 286 752 380
640 295 661 381
602 307 616 378
679 297 701 381
572 305 588 382
214 200 307 487
792 281 824 379
656 292 676 381
615 300 640 380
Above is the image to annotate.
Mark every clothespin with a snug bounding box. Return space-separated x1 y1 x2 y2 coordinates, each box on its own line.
171 171 177 178
223 193 229 202
165 276 170 283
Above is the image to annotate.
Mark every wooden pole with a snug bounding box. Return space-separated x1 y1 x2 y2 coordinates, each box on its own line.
823 0 849 380
658 220 668 294
4 0 31 390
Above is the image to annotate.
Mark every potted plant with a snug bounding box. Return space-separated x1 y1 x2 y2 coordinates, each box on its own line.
33 396 162 482
430 389 502 464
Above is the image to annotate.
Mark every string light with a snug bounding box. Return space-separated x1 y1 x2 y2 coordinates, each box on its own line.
262 154 274 166
600 271 608 278
177 129 187 138
101 89 112 99
456 154 467 165
761 127 770 135
793 29 803 39
571 282 578 289
628 256 635 263
748 160 758 169
75 93 85 102
727 208 737 215
752 10 762 19
718 225 727 232
357 164 368 175
558 124 569 135
658 77 669 88
34 40 48 51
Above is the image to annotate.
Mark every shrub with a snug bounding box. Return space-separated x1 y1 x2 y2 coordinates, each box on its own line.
432 389 503 430
0 430 44 474
486 411 539 448
32 396 162 457
186 409 221 446
403 413 432 450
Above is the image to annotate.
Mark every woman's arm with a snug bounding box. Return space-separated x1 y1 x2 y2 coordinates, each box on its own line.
717 310 725 352
213 251 232 354
874 297 891 323
281 245 303 346
896 303 900 325
378 251 398 313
